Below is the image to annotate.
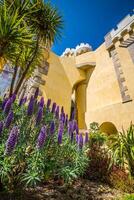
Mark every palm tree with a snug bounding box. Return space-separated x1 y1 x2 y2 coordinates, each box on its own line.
14 0 63 95
0 1 35 97
0 1 33 60
0 0 63 96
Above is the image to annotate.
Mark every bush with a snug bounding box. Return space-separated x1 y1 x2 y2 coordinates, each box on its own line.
84 130 110 182
109 124 134 177
0 91 89 191
109 166 134 193
84 144 111 182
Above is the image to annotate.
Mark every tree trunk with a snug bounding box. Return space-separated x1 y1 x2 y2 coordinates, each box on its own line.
9 50 22 97
14 41 39 95
9 65 18 97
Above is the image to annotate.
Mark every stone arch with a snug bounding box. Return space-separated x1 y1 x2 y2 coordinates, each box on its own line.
100 122 118 135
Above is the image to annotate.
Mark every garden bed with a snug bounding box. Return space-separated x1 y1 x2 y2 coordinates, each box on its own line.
0 179 126 200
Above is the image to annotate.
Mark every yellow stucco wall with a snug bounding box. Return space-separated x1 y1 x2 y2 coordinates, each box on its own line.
40 29 134 131
40 52 86 115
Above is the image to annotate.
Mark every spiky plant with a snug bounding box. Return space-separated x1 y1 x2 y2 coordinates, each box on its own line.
109 123 134 177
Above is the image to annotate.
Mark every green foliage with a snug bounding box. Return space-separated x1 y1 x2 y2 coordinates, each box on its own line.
0 1 34 60
89 122 100 133
118 194 134 200
89 131 107 147
109 124 134 177
0 97 88 191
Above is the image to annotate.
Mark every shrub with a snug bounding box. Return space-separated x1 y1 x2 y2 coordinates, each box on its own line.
84 144 111 182
109 124 134 177
109 166 134 193
0 91 89 191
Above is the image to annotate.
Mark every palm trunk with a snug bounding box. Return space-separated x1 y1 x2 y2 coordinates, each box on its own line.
9 50 22 97
14 40 39 95
9 65 18 97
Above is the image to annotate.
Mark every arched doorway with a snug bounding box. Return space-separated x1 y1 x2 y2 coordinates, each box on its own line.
100 122 118 135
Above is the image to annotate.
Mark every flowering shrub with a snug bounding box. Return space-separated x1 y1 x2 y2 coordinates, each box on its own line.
0 90 89 191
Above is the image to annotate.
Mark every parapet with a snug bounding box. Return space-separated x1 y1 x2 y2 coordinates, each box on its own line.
61 43 92 57
105 11 134 49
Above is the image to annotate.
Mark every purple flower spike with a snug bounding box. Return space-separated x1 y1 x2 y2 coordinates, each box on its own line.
68 121 73 136
55 106 59 119
71 110 75 120
4 98 12 114
36 107 43 125
23 96 27 103
47 99 51 109
70 132 74 142
50 121 55 134
36 126 46 149
19 96 27 107
27 96 34 116
2 98 8 110
65 114 68 126
84 132 89 144
19 98 23 107
76 134 79 144
75 123 79 135
5 111 14 128
60 112 65 124
34 88 39 99
39 97 44 108
58 121 64 145
5 126 19 155
78 133 83 149
0 121 4 136
61 106 64 114
11 94 16 103
51 102 56 113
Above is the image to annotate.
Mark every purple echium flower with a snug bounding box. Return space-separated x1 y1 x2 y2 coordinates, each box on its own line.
51 102 56 113
19 98 24 107
36 126 46 149
11 94 16 103
50 121 55 134
5 111 14 128
19 96 27 107
84 132 89 144
27 96 34 116
59 112 64 122
55 106 59 119
36 107 43 125
1 98 8 110
65 114 68 126
0 121 4 136
34 88 39 99
78 133 83 149
75 123 79 135
58 121 64 145
47 99 51 109
76 134 79 144
70 132 74 142
68 121 73 136
39 97 44 108
71 110 75 121
4 98 12 114
61 106 64 114
5 126 19 155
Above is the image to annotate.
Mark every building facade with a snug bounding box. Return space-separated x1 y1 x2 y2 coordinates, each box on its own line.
12 12 134 133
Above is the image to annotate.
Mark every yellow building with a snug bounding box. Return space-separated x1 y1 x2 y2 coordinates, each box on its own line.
23 13 134 133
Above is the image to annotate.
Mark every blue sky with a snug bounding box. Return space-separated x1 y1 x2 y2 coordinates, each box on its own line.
51 0 133 55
